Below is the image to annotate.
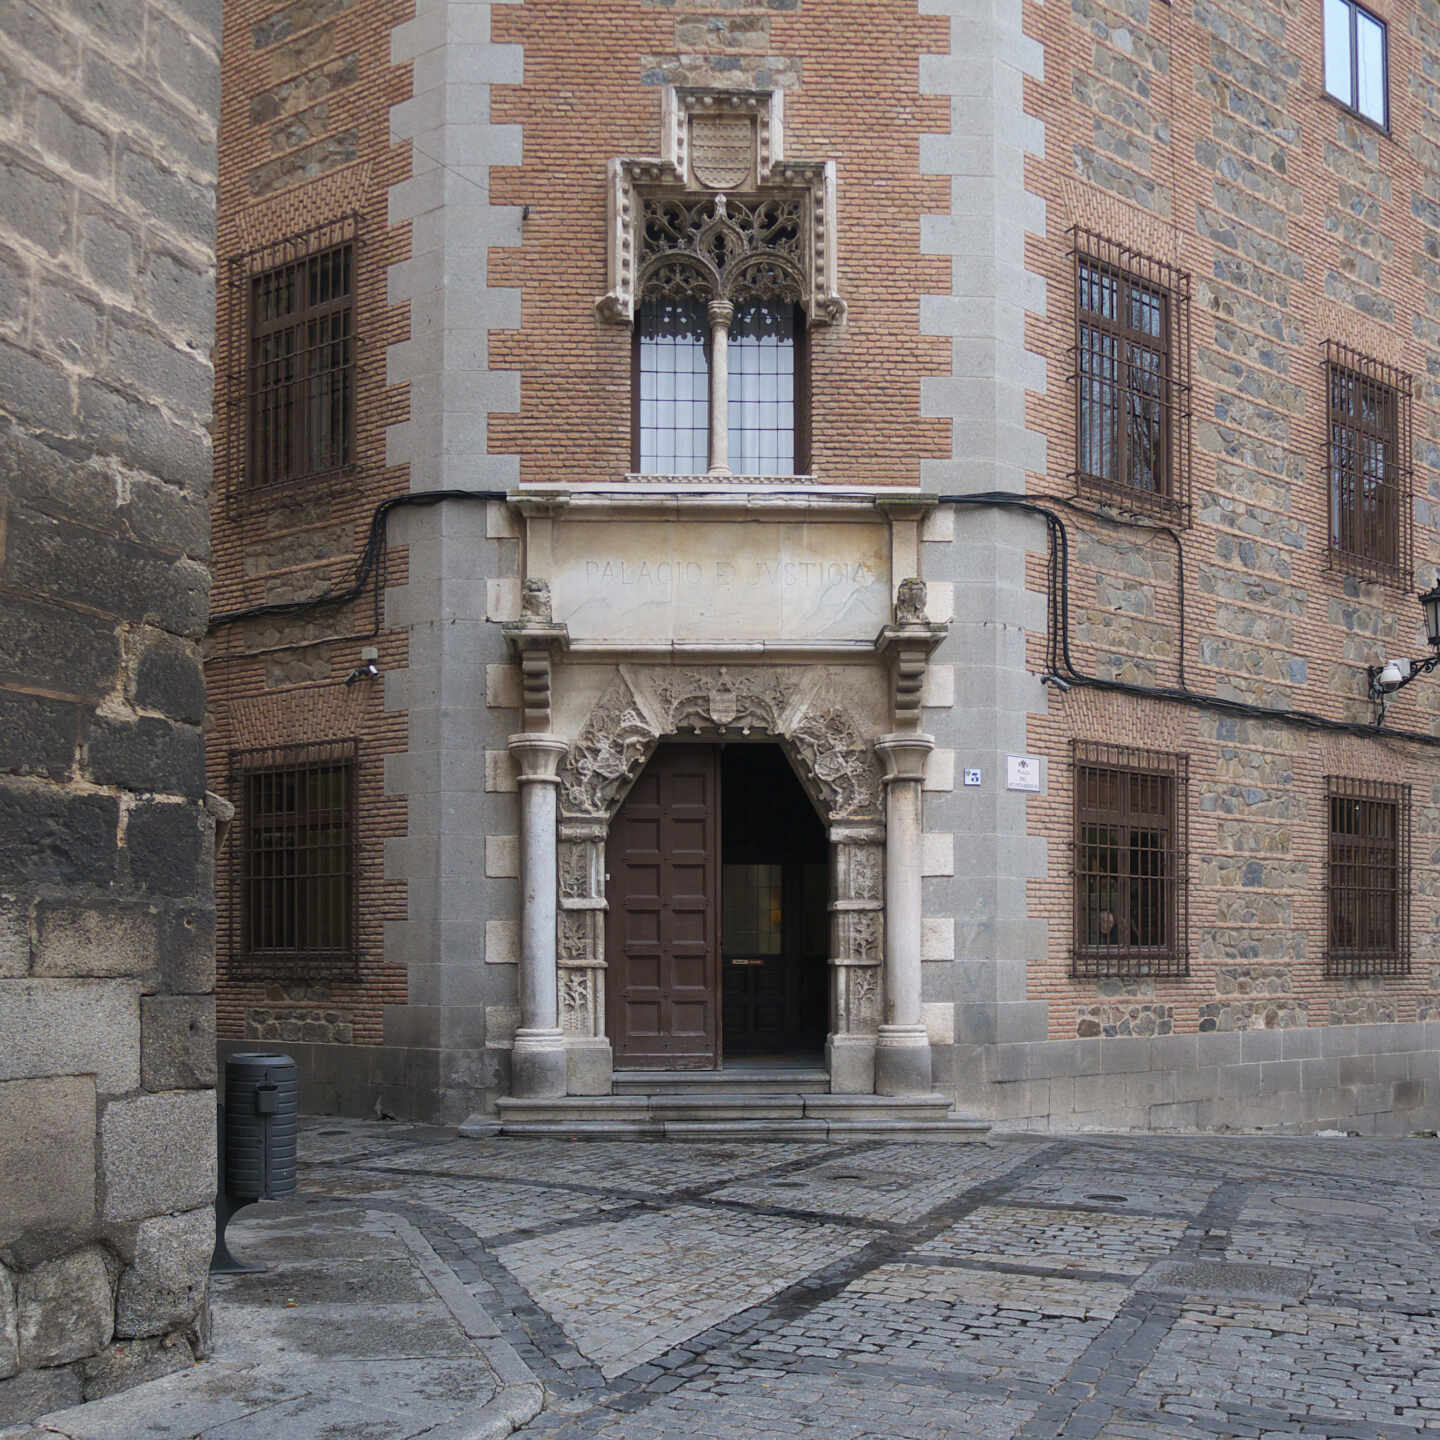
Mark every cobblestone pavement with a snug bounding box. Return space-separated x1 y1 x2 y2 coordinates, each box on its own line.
295 1121 1440 1440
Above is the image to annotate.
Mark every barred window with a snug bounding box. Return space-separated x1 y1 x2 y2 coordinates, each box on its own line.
1072 742 1188 978
1326 776 1410 977
231 740 357 980
1327 342 1412 585
1070 229 1191 521
1324 0 1387 130
231 217 357 494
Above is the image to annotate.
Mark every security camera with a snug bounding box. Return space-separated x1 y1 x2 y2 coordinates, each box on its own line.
344 661 380 686
1375 659 1410 693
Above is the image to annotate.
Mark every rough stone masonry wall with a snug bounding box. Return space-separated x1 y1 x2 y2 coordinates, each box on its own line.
940 0 1440 1133
0 0 220 1421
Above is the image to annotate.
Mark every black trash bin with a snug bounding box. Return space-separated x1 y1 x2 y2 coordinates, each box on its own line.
213 1052 298 1272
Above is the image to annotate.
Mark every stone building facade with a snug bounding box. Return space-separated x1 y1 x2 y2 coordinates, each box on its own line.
210 0 1440 1135
0 0 221 1422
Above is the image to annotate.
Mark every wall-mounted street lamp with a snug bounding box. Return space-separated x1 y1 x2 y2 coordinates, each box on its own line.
1368 580 1440 724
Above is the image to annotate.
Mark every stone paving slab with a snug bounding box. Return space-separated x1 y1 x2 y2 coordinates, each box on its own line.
8 1122 1440 1439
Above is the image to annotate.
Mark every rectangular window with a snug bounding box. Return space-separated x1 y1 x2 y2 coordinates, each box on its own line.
1327 777 1410 977
1070 229 1190 520
231 740 357 980
727 301 798 477
1072 742 1188 978
637 296 711 474
1327 342 1412 584
1325 0 1388 129
231 216 357 494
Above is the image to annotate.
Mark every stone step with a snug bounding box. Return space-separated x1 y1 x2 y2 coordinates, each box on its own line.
489 1091 990 1142
611 1068 831 1095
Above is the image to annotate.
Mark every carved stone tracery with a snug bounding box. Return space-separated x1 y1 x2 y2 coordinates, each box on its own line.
557 666 882 823
597 86 844 327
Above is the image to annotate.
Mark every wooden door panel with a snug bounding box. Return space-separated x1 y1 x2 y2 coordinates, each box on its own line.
607 745 720 1068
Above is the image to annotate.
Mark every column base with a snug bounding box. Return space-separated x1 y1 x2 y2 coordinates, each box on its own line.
826 1033 876 1094
566 1037 613 1096
874 1024 932 1097
511 1028 568 1099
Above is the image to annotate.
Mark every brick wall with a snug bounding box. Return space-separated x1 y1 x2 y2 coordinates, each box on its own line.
206 0 415 1067
0 0 220 1420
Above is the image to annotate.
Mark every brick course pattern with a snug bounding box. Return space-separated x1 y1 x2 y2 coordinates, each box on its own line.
0 0 220 1420
1018 0 1440 1063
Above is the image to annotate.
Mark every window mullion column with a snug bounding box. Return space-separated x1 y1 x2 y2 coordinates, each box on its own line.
707 299 734 476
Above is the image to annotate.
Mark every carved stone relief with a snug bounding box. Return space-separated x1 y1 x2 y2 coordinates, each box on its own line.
556 665 883 822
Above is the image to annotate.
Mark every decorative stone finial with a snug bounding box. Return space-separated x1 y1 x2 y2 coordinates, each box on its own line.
895 577 927 626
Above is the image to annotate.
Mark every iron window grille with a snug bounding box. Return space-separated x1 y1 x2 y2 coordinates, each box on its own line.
230 740 358 981
1326 341 1412 586
227 215 359 498
1324 0 1388 130
1069 228 1191 522
1326 776 1410 977
1072 741 1189 979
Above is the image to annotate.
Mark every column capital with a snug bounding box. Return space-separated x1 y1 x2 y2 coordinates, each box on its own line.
874 732 934 784
707 298 735 328
508 733 568 782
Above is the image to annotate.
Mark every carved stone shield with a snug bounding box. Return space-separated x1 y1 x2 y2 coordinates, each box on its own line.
691 115 754 190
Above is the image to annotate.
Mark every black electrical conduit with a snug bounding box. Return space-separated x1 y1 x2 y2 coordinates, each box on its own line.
208 484 1440 749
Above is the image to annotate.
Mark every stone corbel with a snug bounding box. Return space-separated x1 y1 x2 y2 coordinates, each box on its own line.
875 578 948 735
502 579 570 732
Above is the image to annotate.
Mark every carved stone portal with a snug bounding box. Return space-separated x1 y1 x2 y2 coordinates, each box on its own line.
554 665 885 1093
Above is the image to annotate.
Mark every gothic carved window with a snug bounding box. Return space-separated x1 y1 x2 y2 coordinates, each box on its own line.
601 89 842 479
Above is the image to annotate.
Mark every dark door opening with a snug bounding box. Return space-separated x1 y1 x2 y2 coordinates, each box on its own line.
721 745 828 1060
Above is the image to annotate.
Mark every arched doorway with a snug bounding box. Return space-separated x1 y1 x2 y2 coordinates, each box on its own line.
605 741 829 1070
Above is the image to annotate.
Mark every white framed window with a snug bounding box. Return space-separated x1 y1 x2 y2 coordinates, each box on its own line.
1325 0 1388 129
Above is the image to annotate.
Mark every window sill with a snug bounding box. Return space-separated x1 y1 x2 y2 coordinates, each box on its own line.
1322 89 1391 141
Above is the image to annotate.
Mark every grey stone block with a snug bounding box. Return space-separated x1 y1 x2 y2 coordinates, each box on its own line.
1320 1025 1361 1057
0 1076 96 1249
1281 1028 1323 1060
1239 1028 1284 1063
140 995 214 1089
1339 1054 1375 1087
17 1246 113 1368
33 901 159 980
1099 1037 1153 1073
0 781 118 888
116 145 213 249
0 690 77 780
1196 1031 1243 1067
0 594 120 703
79 205 136 298
1259 1059 1302 1094
993 999 1048 1043
86 716 205 798
76 380 210 493
0 159 68 257
0 980 138 1094
124 801 203 898
78 1330 193 1400
113 1207 210 1338
157 906 214 994
0 339 73 438
0 1363 83 1426
34 95 108 181
0 1261 15 1380
100 1091 214 1222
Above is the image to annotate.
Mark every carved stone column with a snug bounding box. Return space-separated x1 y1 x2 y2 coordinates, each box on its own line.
508 733 569 1098
557 819 613 1094
707 299 734 475
873 733 934 1096
826 823 885 1093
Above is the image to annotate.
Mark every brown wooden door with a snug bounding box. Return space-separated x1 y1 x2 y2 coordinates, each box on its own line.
606 745 720 1069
